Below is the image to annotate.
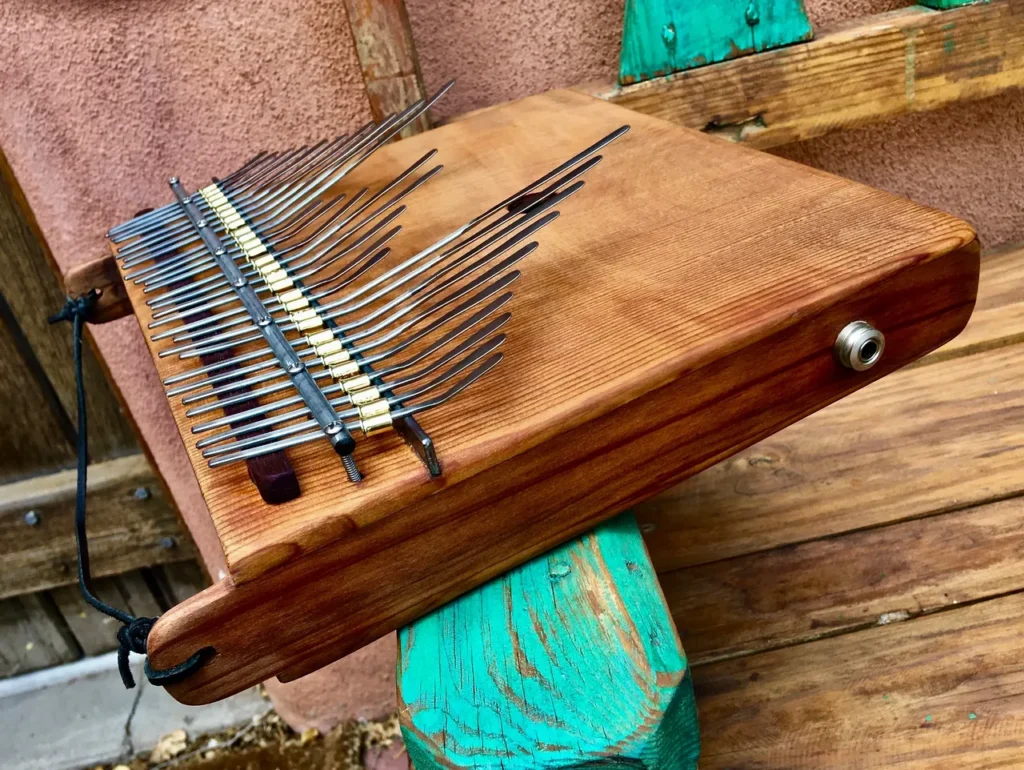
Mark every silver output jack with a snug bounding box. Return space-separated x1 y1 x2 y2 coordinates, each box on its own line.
835 321 885 371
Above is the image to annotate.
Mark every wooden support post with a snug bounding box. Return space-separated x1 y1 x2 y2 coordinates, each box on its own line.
398 512 700 769
619 0 813 84
341 0 431 137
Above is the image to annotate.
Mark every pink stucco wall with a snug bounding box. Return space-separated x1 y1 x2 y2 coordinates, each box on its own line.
2 0 1021 729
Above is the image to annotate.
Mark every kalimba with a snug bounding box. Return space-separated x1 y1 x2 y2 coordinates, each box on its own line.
103 87 978 705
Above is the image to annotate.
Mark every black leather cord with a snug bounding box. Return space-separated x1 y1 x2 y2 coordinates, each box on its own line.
49 292 208 688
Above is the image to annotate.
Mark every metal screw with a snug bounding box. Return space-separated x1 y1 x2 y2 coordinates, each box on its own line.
23 510 40 526
134 487 151 501
159 536 177 550
745 1 760 26
835 321 885 371
341 454 363 483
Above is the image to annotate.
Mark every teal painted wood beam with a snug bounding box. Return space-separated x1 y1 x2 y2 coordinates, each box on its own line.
398 512 699 769
619 0 814 85
919 0 988 8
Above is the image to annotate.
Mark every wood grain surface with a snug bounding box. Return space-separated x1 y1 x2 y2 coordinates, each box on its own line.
398 513 699 769
0 455 192 598
591 2 1024 149
694 593 1024 768
126 90 979 704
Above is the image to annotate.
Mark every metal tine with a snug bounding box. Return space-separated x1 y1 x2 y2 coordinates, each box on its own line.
192 304 510 444
113 144 325 254
182 251 524 415
108 149 275 240
119 129 377 264
145 151 439 305
117 138 357 266
186 269 519 428
134 133 436 288
200 332 505 458
150 220 399 332
129 91 440 282
161 156 589 364
162 169 574 355
123 186 355 281
167 272 512 399
179 237 534 405
158 126 599 379
207 350 501 468
150 212 403 340
147 192 379 319
141 189 370 302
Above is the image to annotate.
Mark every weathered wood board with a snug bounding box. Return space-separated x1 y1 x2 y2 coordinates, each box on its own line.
399 513 699 769
125 89 978 703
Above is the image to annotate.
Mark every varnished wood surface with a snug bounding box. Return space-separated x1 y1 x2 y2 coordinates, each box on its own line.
128 90 978 703
645 246 1024 765
590 2 1024 149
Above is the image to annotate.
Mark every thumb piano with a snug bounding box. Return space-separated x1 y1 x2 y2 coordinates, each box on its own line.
109 89 978 704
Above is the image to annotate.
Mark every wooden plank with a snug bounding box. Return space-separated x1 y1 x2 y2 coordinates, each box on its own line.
62 253 132 324
341 0 430 136
0 593 78 677
131 91 977 704
50 571 165 656
0 298 77 480
619 0 813 84
694 592 1024 768
922 245 1024 365
635 341 1024 573
0 455 194 599
399 513 699 769
0 147 137 460
589 2 1024 149
660 495 1024 665
154 561 208 606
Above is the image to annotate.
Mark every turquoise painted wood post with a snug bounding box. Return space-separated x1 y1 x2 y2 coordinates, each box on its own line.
919 0 986 8
398 512 699 769
619 0 814 84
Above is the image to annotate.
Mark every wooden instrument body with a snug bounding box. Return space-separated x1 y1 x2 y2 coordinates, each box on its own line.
120 90 978 704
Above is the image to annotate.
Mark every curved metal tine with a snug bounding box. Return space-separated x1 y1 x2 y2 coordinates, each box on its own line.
118 136 349 266
123 187 352 282
162 168 543 357
168 197 530 359
134 126 428 289
108 150 275 241
114 147 312 257
168 274 512 403
148 151 438 305
151 221 397 334
186 270 518 424
118 146 342 270
207 350 501 469
179 238 529 402
141 188 370 301
193 309 511 446
200 333 505 458
146 194 377 322
167 246 397 397
183 262 521 415
153 215 402 341
467 124 630 231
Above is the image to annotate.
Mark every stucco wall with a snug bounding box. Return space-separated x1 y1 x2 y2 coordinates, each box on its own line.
2 0 1021 728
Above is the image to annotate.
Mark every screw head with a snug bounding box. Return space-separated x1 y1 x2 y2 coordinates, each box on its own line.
134 487 151 501
661 24 676 45
159 536 177 550
23 510 40 526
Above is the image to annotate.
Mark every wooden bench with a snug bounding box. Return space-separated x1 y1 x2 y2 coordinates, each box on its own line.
399 246 1024 767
